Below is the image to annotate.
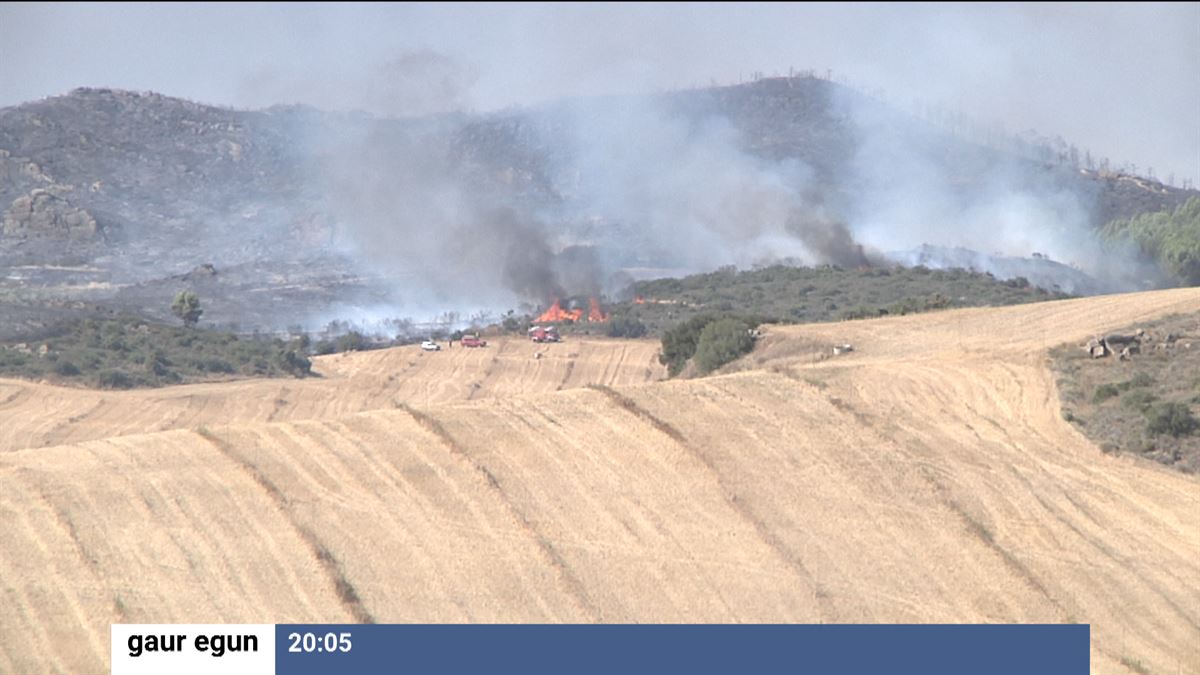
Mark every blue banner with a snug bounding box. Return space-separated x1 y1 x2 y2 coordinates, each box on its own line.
275 624 1089 675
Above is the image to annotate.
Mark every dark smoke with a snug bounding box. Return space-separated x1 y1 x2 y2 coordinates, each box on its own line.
784 207 875 269
486 207 564 301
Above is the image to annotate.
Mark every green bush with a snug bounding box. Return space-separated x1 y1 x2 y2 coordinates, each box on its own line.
95 370 134 389
275 349 312 377
1144 402 1198 437
1123 372 1155 390
839 306 885 321
1121 389 1159 413
144 350 169 377
659 313 721 376
0 317 315 388
1092 383 1120 403
606 315 648 339
335 331 366 353
694 318 756 375
194 357 234 374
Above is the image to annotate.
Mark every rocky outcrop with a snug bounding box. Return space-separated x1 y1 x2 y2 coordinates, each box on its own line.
2 188 99 239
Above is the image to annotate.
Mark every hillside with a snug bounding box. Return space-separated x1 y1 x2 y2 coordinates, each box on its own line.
2 78 1196 339
611 262 1072 335
2 288 1198 674
0 336 663 452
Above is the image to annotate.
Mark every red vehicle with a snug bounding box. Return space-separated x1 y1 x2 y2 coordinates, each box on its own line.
529 326 561 343
461 335 488 348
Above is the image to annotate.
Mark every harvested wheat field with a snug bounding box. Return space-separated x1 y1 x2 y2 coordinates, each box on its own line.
2 289 1199 674
0 336 663 453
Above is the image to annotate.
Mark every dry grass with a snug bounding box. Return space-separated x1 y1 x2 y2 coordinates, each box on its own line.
0 336 664 452
2 288 1199 674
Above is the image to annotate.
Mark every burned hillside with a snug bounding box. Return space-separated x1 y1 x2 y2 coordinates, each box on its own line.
0 77 1195 337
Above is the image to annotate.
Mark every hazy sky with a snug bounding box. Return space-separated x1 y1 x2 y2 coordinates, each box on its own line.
2 2 1197 184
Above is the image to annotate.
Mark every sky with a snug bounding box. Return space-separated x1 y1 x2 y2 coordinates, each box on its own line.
1 2 1197 185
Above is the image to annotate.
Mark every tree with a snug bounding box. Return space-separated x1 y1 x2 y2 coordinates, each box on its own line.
659 313 720 376
693 318 755 374
171 291 203 328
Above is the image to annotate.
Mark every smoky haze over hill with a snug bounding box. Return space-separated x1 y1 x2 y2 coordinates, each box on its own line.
302 74 1184 308
0 76 1195 333
1 4 1196 333
3 4 1195 188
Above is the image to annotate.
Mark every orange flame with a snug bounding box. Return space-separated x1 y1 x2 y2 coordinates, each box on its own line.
588 297 608 322
536 299 583 323
633 296 646 304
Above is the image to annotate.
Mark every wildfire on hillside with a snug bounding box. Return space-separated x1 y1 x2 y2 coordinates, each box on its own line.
588 297 608 322
536 297 608 323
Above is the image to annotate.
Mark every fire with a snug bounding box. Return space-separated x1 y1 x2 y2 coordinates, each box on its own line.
633 296 646 304
535 297 608 323
536 299 583 323
588 297 608 322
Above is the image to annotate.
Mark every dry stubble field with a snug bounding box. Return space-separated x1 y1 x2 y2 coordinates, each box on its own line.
2 289 1198 674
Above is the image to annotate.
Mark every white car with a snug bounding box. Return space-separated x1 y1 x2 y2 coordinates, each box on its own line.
420 340 441 352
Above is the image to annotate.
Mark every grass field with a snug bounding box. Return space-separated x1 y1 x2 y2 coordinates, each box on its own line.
2 288 1199 674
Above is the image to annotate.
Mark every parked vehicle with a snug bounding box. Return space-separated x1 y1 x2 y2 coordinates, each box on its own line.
420 340 441 351
529 326 561 343
461 335 488 348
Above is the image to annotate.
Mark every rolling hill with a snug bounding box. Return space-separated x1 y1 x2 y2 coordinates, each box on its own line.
2 289 1198 674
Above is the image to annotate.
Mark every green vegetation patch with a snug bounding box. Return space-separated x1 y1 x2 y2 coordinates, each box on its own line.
1049 311 1200 473
611 263 1070 336
1101 196 1200 286
0 317 312 389
659 313 761 377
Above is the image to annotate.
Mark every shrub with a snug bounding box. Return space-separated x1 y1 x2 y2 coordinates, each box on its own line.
313 340 336 356
95 370 134 389
53 360 81 376
839 306 884 321
275 349 312 377
659 313 721 376
1123 372 1155 390
693 318 756 375
1092 383 1120 403
335 331 366 353
1144 402 1198 437
194 357 234 374
144 350 169 377
1121 389 1158 413
606 315 648 339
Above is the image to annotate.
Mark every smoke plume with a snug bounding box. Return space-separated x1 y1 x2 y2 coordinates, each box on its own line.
303 69 1171 321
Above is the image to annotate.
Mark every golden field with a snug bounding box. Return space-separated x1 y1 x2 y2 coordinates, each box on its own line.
2 288 1198 673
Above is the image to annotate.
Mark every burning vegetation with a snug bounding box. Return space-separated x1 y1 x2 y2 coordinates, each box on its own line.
536 297 609 324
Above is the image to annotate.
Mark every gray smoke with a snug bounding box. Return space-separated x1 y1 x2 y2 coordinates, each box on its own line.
784 208 874 269
830 85 1163 291
305 68 1176 318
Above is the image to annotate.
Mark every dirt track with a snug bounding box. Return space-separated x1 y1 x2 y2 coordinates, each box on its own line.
2 289 1199 674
